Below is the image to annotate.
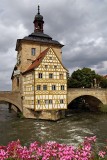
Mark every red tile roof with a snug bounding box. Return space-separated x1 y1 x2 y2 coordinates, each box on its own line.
23 48 49 74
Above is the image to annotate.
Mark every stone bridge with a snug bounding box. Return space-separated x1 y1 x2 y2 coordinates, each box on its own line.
0 89 107 118
67 88 107 110
0 91 22 112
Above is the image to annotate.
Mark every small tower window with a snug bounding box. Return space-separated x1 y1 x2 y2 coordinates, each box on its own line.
38 23 41 29
17 77 19 87
31 48 36 56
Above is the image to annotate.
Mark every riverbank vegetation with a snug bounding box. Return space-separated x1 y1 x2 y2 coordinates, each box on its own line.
68 67 107 88
0 136 107 159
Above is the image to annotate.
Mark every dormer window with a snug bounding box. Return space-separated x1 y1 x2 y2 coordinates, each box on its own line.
31 48 36 56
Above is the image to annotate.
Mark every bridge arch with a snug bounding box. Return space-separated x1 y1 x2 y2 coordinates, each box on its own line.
0 91 22 112
67 88 107 111
68 95 103 111
0 98 22 112
68 94 104 105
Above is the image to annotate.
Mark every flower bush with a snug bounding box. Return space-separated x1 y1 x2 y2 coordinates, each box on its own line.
0 136 107 160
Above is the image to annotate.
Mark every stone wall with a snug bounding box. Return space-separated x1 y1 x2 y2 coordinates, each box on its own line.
23 107 65 121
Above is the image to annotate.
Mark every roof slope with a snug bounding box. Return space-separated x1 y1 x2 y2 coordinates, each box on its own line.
16 32 64 51
23 32 63 46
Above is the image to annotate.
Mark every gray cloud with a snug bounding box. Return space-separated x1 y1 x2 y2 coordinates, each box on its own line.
0 0 107 90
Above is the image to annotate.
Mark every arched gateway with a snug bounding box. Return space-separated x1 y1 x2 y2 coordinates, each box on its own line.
0 91 22 112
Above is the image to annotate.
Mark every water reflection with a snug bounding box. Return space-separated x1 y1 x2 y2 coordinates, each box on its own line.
0 104 107 147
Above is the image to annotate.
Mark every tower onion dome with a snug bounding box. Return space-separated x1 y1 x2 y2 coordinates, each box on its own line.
33 5 44 33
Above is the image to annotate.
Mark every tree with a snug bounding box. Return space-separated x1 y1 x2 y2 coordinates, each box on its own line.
68 67 102 88
68 78 81 88
100 78 107 88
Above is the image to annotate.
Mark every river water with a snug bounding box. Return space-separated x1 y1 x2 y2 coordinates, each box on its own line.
0 104 107 147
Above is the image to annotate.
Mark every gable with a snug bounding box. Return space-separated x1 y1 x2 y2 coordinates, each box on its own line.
36 48 68 72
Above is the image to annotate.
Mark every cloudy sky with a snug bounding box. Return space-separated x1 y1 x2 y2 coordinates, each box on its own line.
0 0 107 90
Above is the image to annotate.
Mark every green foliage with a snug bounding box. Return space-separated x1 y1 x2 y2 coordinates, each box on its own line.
67 67 107 88
100 78 107 88
68 68 96 88
68 78 81 88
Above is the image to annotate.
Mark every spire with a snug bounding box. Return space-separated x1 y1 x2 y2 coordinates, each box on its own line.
38 5 40 15
33 5 44 33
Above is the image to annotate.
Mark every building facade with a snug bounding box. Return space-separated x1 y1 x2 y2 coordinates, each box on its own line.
11 6 68 120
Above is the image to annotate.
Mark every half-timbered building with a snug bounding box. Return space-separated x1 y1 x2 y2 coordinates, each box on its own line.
11 6 68 120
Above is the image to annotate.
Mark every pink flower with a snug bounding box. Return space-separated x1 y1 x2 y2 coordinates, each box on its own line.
98 151 106 158
0 136 106 159
0 149 8 160
84 136 96 143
